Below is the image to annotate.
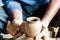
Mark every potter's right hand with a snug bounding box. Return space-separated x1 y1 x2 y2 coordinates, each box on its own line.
12 18 23 27
11 18 23 38
10 10 23 38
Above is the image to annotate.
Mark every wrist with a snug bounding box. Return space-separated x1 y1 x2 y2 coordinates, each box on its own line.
13 18 23 26
42 20 49 28
11 10 22 19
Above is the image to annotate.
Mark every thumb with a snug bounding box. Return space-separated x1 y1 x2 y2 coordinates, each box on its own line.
12 19 23 26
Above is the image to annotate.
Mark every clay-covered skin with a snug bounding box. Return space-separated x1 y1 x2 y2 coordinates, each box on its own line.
6 21 23 38
9 10 23 35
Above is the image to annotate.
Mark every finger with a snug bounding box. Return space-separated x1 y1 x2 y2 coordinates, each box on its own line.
14 31 23 38
12 28 20 36
12 18 23 26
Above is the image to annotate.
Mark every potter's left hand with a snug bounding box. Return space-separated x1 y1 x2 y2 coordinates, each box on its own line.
40 21 49 36
36 21 49 38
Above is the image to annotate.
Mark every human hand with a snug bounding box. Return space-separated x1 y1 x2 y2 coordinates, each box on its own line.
42 20 49 28
7 9 23 37
11 10 23 35
7 20 23 38
36 21 49 38
35 21 49 40
11 18 23 37
12 18 23 26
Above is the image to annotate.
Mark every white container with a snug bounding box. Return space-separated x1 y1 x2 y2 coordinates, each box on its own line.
25 17 42 37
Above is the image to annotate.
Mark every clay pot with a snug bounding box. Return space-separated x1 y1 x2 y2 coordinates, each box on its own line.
25 17 42 37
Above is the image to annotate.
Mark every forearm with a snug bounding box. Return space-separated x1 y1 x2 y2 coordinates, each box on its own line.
39 0 60 37
4 1 23 19
4 1 23 24
11 10 23 26
42 0 60 27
